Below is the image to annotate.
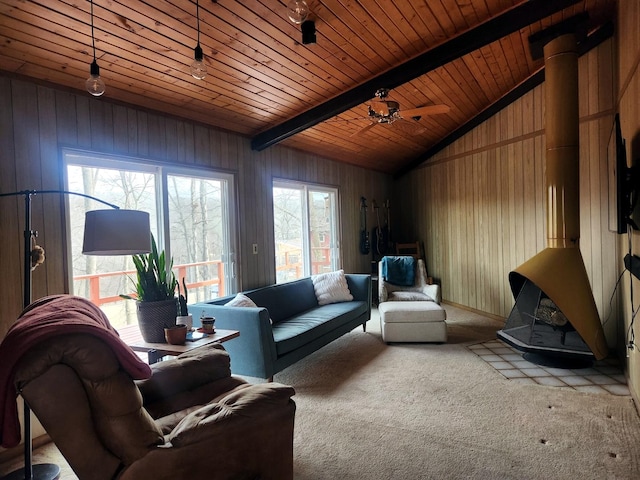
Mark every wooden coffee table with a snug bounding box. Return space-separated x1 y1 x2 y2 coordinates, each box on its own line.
121 326 240 364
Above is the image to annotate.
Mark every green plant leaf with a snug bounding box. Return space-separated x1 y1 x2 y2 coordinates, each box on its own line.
122 233 177 302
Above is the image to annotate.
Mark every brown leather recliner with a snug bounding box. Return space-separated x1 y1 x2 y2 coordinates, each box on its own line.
12 337 296 480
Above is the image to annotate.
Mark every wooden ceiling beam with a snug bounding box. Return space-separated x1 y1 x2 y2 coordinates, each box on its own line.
250 0 582 152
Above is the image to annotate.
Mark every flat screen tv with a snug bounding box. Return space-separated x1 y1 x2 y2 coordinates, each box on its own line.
608 113 638 234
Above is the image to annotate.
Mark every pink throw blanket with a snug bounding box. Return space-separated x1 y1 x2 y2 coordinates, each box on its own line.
0 294 152 448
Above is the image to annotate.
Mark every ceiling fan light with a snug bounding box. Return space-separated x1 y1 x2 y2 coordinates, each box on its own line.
191 44 207 80
287 0 309 24
86 60 105 96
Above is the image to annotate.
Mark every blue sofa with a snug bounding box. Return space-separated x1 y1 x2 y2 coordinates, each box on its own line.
191 274 371 379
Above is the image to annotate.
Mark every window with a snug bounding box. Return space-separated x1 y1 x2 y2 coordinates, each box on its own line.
64 149 238 328
273 180 340 283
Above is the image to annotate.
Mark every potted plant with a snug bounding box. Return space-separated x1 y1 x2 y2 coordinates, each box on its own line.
121 234 178 343
176 277 193 331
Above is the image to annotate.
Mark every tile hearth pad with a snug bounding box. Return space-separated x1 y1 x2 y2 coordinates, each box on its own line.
468 340 629 396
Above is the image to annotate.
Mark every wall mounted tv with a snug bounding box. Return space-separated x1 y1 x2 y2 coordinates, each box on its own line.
608 113 638 234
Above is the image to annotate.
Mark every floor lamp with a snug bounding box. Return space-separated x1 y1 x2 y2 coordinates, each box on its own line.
0 190 151 480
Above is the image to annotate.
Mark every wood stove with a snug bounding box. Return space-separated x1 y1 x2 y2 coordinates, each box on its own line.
497 17 608 364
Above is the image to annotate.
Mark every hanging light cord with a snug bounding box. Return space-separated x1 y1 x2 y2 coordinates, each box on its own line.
196 0 201 45
90 0 97 61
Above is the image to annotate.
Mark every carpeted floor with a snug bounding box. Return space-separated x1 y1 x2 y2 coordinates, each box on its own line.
2 304 639 479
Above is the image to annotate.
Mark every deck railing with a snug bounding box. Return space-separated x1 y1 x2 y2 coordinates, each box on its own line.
75 249 332 307
73 260 224 307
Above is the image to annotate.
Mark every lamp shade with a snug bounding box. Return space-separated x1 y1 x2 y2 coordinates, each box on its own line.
82 209 151 255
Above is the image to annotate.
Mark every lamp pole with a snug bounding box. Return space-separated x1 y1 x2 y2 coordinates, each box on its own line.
0 189 132 480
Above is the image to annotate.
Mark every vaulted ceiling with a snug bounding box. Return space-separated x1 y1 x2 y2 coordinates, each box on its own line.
0 0 616 175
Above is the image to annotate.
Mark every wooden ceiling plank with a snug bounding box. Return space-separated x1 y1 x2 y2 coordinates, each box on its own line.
410 1 448 45
0 22 291 124
442 60 489 113
0 30 290 132
492 38 516 87
0 0 614 175
85 0 330 111
322 0 411 63
358 0 427 57
330 0 417 60
250 0 583 151
461 49 501 103
473 45 506 100
397 19 614 177
454 0 482 29
484 0 511 16
401 2 443 48
423 0 462 38
204 1 357 94
485 41 514 93
506 28 533 83
4 0 312 116
242 0 369 84
107 0 333 102
470 0 494 22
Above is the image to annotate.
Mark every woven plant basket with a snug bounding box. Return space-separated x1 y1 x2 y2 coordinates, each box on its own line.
136 298 178 343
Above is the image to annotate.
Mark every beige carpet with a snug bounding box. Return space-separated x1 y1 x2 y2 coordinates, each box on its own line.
2 305 639 479
276 305 640 480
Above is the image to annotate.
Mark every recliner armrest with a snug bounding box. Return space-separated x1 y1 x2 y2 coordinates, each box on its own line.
422 284 441 304
168 382 296 447
137 344 245 418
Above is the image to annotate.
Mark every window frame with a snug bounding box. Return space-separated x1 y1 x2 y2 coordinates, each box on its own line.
272 178 342 282
62 147 239 309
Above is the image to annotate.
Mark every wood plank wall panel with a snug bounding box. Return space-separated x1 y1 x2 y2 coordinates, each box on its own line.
0 75 390 337
395 41 619 346
617 0 640 404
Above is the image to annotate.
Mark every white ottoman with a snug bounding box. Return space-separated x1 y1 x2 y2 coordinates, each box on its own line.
379 301 447 343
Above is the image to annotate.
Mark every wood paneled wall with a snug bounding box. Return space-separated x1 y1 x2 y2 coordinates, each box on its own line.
394 39 620 345
0 76 391 338
617 0 640 404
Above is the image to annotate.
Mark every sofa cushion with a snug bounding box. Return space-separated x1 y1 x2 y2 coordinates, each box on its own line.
388 292 432 302
311 270 353 305
245 278 318 324
272 301 368 356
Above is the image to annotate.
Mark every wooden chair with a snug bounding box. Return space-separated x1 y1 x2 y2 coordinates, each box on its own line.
395 241 421 259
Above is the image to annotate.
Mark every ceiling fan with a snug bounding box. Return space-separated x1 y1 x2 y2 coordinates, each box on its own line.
350 88 450 137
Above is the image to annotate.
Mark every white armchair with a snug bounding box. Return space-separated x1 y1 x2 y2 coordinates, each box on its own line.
379 257 441 304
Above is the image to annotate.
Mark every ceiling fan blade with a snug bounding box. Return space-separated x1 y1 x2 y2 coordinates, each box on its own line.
401 105 450 118
350 122 377 137
393 119 426 136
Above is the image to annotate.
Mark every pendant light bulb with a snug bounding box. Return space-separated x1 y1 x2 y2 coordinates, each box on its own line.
191 44 207 80
86 59 105 96
86 0 105 96
287 0 309 24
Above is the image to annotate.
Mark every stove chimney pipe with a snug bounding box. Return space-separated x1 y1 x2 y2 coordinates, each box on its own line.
544 33 580 248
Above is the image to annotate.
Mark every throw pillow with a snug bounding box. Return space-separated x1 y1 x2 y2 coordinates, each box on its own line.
311 270 353 306
225 293 272 324
225 292 257 308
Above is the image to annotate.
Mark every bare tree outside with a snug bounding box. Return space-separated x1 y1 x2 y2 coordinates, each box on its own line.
273 187 303 283
65 153 237 329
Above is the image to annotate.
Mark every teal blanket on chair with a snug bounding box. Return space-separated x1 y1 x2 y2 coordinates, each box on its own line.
381 256 415 286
